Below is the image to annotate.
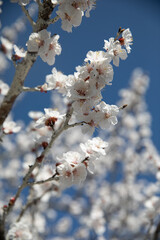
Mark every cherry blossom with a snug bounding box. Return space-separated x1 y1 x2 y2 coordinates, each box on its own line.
27 30 62 65
35 108 65 129
121 28 133 53
56 151 87 190
104 37 127 66
56 2 83 32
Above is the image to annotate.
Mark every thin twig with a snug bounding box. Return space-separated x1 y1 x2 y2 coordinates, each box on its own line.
22 86 42 92
27 173 58 186
2 106 75 219
21 5 36 28
114 27 125 41
16 186 52 222
48 15 60 25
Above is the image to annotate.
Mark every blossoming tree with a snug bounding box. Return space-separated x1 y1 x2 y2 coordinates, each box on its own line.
0 1 160 240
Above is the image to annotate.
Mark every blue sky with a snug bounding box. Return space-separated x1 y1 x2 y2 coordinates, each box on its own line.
1 0 160 149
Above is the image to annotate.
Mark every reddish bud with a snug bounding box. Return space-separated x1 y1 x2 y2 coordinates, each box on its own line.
41 141 48 149
36 155 44 163
31 148 36 153
9 197 15 205
3 205 8 209
45 117 57 127
40 87 47 93
12 54 21 61
119 37 125 46
56 162 62 167
1 44 7 54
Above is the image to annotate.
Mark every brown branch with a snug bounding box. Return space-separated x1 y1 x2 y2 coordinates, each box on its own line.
21 5 36 28
2 105 74 218
0 52 37 128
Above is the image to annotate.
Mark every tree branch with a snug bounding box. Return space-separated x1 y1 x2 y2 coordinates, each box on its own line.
0 52 37 129
47 15 60 25
21 5 36 28
2 105 76 220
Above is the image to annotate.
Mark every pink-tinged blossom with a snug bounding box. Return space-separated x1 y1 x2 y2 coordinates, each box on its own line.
94 102 119 129
104 38 127 67
40 35 62 65
121 28 133 53
56 3 83 32
80 137 108 157
80 137 108 173
84 51 113 86
27 29 50 53
35 108 65 129
27 30 61 65
56 151 87 190
0 80 9 95
67 79 100 101
6 221 32 240
46 67 67 94
3 121 21 134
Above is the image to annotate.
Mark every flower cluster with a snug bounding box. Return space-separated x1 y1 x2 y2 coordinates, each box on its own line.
42 28 132 134
27 29 62 65
55 137 108 190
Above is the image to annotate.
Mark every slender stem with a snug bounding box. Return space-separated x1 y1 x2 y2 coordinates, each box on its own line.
17 186 52 222
48 15 60 24
114 27 125 41
27 173 58 186
21 5 36 28
22 86 42 92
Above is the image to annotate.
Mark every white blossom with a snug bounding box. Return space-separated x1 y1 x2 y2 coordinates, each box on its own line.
56 151 87 189
27 30 61 65
35 108 65 129
121 28 133 53
104 37 127 66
